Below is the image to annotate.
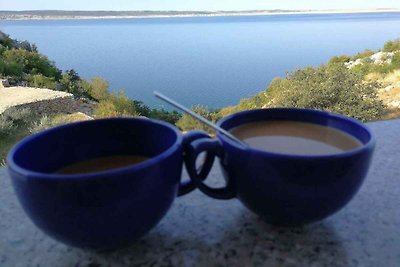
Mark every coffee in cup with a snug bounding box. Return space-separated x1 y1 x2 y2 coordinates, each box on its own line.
55 155 150 174
230 120 362 155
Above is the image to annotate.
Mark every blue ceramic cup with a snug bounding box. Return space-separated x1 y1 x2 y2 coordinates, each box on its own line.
186 108 375 225
7 118 213 249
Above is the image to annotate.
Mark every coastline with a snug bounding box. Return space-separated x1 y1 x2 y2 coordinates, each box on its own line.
1 9 400 21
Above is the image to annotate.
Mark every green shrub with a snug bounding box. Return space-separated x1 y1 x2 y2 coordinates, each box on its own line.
328 55 351 65
0 34 14 48
148 109 181 125
28 115 53 134
131 100 151 117
350 60 374 76
391 52 400 69
0 108 34 138
372 63 395 74
352 49 375 60
94 91 140 118
261 65 384 121
84 76 110 101
176 105 221 133
27 74 56 89
0 116 14 136
0 108 51 162
4 62 23 77
95 100 119 118
3 48 61 79
383 39 400 52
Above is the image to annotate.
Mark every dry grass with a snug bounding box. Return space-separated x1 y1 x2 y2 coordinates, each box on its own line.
365 72 384 82
52 112 93 124
370 69 400 120
1 112 93 163
383 69 400 85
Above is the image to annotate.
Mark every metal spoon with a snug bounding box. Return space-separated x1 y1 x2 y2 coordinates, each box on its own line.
154 91 248 147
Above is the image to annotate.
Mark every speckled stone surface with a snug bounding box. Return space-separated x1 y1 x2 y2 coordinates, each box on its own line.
1 119 400 267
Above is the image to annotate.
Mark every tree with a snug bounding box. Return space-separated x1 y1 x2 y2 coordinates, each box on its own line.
59 69 87 96
2 48 61 79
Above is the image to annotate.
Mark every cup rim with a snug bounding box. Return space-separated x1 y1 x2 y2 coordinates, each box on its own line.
217 107 375 159
7 117 183 180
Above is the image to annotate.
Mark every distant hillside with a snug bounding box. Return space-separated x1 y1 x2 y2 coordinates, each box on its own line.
1 9 399 20
0 10 296 20
0 10 213 17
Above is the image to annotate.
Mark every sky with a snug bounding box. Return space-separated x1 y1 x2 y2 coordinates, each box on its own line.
1 0 400 11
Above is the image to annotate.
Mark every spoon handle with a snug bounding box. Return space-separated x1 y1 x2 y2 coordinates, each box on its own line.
154 91 246 146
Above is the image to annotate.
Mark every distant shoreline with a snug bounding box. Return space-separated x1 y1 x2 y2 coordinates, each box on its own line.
1 9 400 21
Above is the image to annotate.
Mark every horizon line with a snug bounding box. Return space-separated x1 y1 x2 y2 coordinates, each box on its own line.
1 8 400 12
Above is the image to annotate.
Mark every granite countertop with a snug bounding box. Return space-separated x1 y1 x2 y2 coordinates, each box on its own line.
1 119 399 267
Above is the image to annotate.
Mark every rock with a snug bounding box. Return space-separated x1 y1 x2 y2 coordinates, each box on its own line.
384 85 394 92
345 58 363 69
369 51 395 64
13 40 32 52
0 30 32 51
388 100 400 107
0 79 10 89
370 51 385 62
346 51 398 69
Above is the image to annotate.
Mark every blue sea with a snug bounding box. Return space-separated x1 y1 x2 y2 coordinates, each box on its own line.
1 13 400 109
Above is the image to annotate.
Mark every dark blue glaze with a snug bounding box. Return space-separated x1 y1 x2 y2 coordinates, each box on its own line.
7 118 208 249
186 108 375 225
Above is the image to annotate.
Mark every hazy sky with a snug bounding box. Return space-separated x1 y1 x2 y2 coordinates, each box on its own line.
1 0 400 11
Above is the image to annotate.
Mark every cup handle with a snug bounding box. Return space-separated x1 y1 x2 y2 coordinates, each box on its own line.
185 137 236 199
178 131 215 196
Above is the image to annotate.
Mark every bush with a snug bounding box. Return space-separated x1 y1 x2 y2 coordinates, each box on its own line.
0 108 35 138
27 74 56 89
0 34 14 48
4 62 23 77
176 105 221 133
261 64 385 121
352 49 375 60
148 109 181 125
28 115 52 133
94 91 140 118
2 48 61 79
328 55 351 65
350 60 374 76
0 108 53 163
85 76 110 101
383 39 400 52
391 52 400 69
0 115 14 136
